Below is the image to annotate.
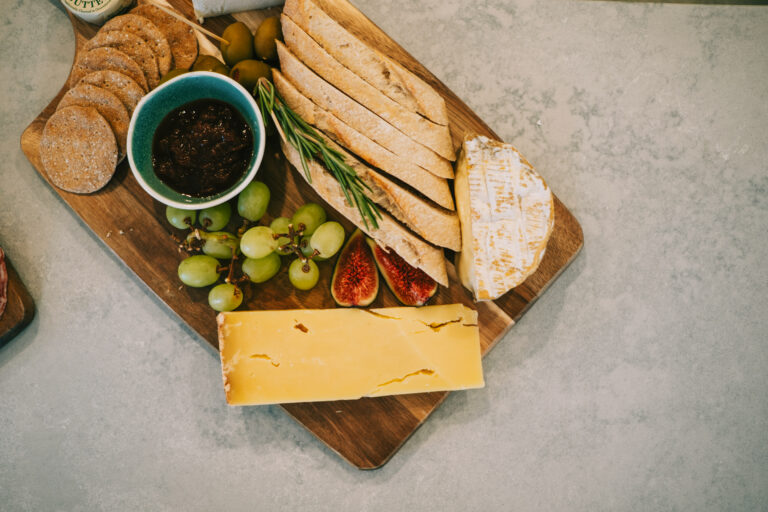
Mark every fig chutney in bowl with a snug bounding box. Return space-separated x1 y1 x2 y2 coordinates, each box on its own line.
127 72 265 210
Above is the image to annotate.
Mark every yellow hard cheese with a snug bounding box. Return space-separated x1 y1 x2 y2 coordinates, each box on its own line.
217 304 484 405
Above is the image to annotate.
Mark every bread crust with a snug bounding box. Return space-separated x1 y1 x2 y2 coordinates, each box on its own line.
280 140 449 286
282 15 455 161
283 0 449 126
273 69 455 210
319 132 462 251
277 42 454 180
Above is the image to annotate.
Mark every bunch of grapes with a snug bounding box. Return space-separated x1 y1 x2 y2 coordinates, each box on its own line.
168 181 346 312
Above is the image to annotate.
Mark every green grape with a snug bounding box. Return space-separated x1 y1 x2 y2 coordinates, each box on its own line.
270 216 293 255
288 258 319 290
242 252 281 283
208 283 243 312
240 225 278 259
310 221 345 259
178 254 221 287
166 206 197 229
237 181 270 221
187 231 239 259
291 203 326 236
199 202 232 231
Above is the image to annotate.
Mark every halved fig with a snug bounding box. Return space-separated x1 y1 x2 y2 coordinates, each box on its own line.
331 229 379 307
365 238 438 306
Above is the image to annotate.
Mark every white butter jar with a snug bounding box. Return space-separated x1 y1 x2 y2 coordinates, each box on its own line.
60 0 133 25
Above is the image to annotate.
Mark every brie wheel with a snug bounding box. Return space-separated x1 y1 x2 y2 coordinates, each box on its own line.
455 134 554 301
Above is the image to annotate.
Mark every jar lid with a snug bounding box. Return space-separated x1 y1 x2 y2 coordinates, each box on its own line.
60 0 132 25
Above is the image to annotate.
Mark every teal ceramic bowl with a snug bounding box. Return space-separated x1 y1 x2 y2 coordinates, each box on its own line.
127 71 265 209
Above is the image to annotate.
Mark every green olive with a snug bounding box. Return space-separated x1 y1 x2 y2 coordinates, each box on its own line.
230 60 272 92
191 55 230 75
254 16 283 62
220 22 255 67
158 68 188 85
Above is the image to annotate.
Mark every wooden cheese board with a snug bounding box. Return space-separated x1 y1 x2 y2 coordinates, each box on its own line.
0 252 36 347
20 0 583 469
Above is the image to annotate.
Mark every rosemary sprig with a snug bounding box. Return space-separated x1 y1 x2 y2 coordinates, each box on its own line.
255 78 382 230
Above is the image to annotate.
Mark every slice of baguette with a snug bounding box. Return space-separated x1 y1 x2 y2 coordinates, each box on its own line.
283 0 449 126
318 131 461 251
273 69 455 211
281 15 455 161
280 140 449 286
277 42 455 180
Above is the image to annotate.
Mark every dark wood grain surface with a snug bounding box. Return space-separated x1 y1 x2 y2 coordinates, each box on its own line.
20 0 583 469
0 254 35 347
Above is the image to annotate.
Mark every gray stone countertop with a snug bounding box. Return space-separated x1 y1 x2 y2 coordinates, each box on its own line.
1 0 766 510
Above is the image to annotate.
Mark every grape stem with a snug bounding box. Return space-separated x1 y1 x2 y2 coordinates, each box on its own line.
237 219 250 238
224 246 238 284
272 222 318 273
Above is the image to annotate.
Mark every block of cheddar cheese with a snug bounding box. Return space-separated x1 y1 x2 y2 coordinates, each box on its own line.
217 304 484 405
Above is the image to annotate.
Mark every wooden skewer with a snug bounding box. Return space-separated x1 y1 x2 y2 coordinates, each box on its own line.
146 0 229 45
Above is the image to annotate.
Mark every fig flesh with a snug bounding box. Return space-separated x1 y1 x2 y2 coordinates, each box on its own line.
366 238 438 306
331 229 379 307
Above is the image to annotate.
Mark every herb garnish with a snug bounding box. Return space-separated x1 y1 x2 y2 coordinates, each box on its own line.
255 78 381 229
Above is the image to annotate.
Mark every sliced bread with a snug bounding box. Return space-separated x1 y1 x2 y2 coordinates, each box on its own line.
273 69 455 210
283 0 449 126
277 41 455 180
281 15 454 161
319 132 461 251
280 139 449 286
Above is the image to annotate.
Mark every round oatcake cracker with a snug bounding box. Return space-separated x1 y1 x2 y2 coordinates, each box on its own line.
41 106 118 194
102 13 173 76
131 3 198 70
70 47 149 92
78 70 145 116
86 30 160 89
57 84 130 156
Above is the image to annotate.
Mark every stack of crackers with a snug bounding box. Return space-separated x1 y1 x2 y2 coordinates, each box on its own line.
41 2 199 194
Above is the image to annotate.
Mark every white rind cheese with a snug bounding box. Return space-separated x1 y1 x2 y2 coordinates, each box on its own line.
455 134 554 301
191 0 284 21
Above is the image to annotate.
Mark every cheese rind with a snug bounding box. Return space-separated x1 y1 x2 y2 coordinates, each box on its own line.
456 134 554 301
218 304 484 405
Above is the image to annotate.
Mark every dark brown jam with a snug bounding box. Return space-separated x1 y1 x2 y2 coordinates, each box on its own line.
152 98 253 197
